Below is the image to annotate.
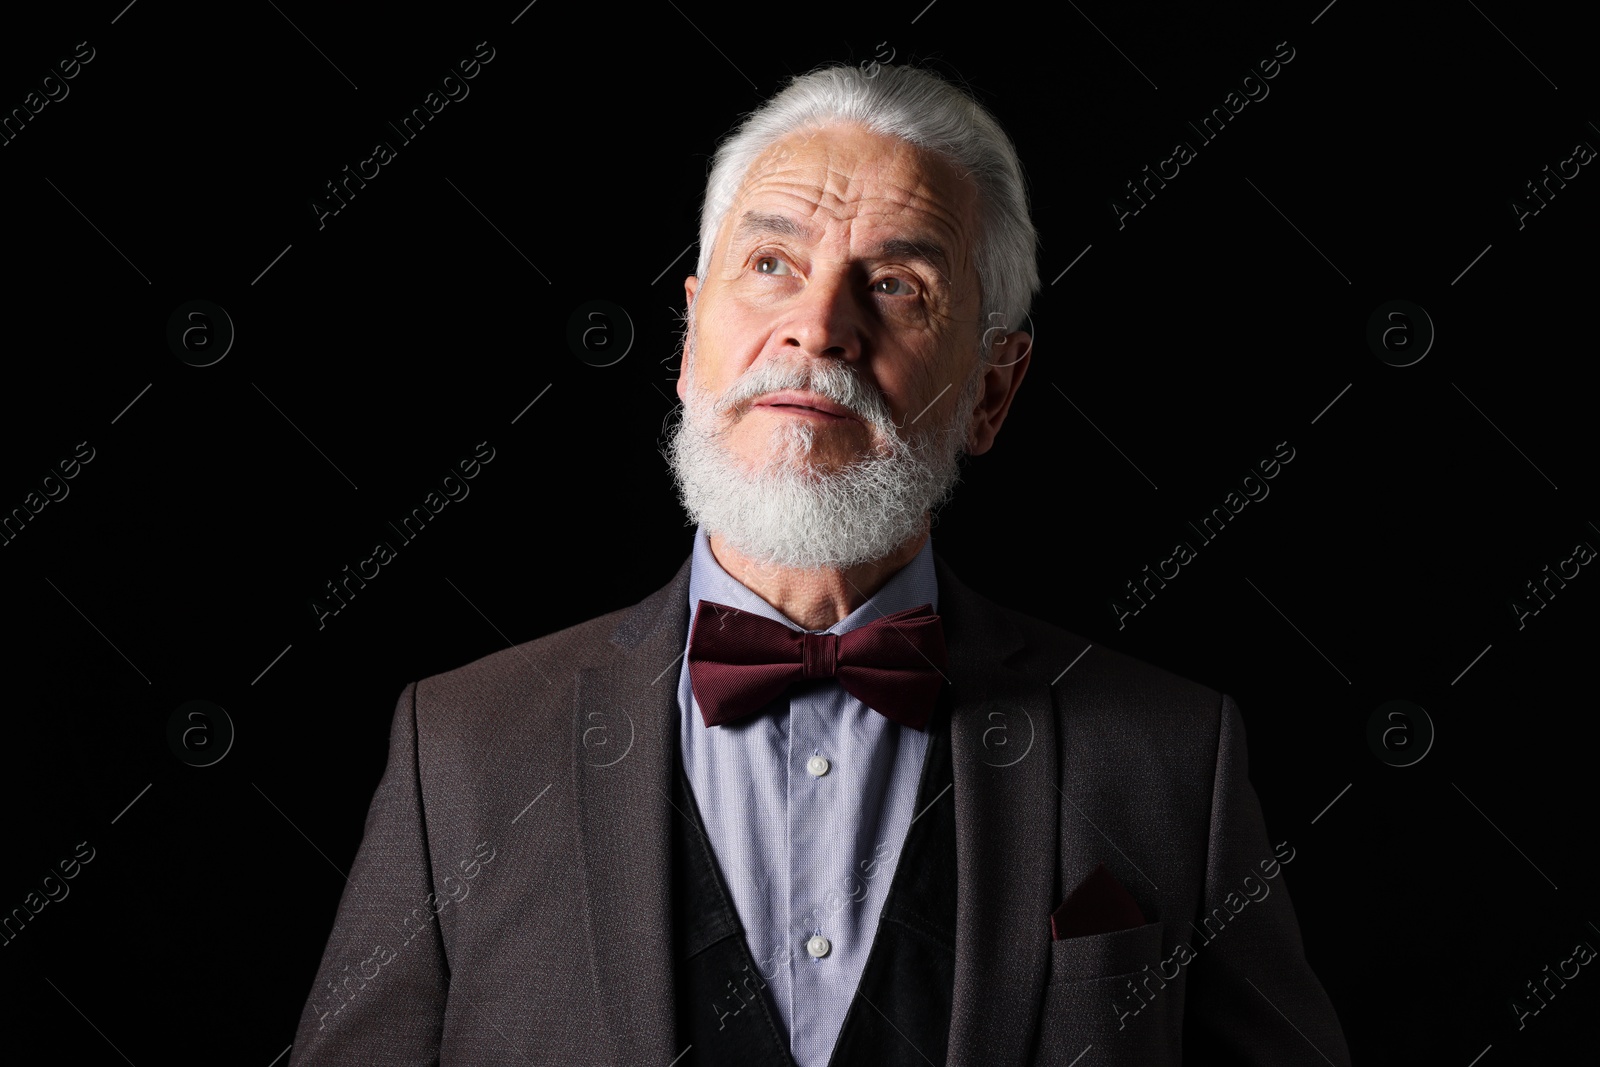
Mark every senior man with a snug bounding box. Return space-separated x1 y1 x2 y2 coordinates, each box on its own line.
290 62 1351 1067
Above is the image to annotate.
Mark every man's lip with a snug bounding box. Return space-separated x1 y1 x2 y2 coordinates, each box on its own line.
751 391 858 421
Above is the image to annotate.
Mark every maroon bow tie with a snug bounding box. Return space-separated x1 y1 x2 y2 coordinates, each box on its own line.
686 599 948 730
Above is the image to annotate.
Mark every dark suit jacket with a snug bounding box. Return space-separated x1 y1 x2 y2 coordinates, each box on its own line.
289 551 1352 1066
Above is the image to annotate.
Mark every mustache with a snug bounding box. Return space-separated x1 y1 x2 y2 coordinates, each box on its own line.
704 358 894 430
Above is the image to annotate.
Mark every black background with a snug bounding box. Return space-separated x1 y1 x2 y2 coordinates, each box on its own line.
2 1 1595 1062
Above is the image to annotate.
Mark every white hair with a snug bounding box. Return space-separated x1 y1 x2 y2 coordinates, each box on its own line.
695 62 1041 333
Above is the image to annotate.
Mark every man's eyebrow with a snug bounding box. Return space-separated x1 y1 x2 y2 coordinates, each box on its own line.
732 211 815 245
866 236 952 283
732 210 953 284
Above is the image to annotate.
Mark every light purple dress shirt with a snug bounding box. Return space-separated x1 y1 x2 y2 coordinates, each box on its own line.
676 524 940 1066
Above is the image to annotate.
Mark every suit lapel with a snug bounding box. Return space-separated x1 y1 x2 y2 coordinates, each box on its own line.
935 553 1060 1067
572 556 694 1067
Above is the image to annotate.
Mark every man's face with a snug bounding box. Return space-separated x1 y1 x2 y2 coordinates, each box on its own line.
678 122 999 467
667 122 1029 571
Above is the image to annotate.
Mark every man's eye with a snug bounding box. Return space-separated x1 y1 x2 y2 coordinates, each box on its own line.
873 276 914 296
753 255 791 275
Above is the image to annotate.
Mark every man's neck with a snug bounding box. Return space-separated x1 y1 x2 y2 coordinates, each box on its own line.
706 519 931 631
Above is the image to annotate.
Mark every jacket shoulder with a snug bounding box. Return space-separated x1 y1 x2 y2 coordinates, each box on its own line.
419 604 634 700
408 556 691 736
938 555 1229 756
1009 604 1222 709
939 553 1224 717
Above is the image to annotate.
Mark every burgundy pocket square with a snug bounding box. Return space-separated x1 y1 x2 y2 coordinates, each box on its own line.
1050 863 1148 940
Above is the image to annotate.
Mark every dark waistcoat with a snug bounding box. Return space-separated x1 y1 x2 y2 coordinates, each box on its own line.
671 696 959 1067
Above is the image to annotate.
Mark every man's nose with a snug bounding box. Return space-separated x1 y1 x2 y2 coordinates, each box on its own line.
778 268 865 362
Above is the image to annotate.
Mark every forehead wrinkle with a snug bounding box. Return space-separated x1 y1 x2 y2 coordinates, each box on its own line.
719 126 983 308
735 168 974 274
745 126 969 217
749 151 965 225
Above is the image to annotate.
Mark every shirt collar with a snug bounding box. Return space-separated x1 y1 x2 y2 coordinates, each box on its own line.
685 523 939 636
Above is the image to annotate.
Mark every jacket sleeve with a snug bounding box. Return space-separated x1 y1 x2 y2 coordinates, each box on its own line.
289 681 450 1066
1180 694 1352 1065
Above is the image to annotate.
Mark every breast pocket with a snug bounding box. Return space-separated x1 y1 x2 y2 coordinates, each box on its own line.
1047 920 1164 984
1033 921 1182 1067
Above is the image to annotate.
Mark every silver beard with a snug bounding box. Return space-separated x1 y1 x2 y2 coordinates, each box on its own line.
664 311 984 571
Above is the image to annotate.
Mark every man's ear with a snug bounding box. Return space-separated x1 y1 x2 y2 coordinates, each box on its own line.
966 330 1032 456
677 276 699 403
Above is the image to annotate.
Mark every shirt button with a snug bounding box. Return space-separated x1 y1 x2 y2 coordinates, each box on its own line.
806 755 831 777
806 935 831 959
